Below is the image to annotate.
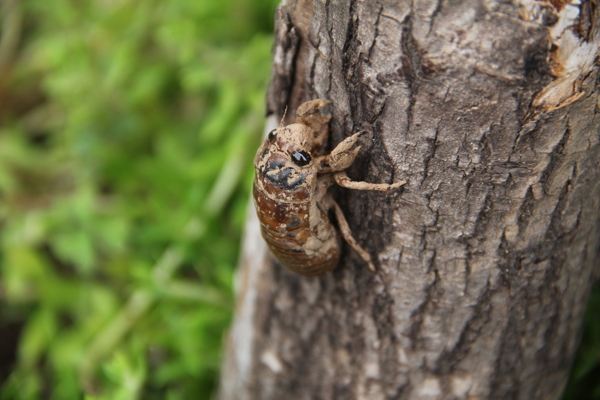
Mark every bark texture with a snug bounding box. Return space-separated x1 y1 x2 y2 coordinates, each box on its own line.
220 0 600 399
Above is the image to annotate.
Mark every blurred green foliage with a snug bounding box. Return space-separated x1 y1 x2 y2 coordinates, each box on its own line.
0 0 279 398
564 287 600 400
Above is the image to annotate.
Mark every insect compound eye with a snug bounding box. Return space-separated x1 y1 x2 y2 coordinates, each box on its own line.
267 129 277 142
291 150 312 166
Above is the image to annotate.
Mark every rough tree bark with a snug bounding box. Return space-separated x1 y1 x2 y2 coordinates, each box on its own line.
219 0 600 399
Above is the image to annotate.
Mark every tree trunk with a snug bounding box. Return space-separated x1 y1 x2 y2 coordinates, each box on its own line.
219 0 600 399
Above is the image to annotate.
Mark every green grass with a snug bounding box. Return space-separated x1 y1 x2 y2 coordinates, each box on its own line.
0 0 278 398
564 286 600 400
0 0 598 399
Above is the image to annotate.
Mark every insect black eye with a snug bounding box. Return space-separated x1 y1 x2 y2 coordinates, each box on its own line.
291 150 311 166
268 129 277 142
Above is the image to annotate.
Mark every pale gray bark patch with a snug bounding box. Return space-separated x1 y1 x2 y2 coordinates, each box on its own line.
266 7 299 119
219 0 600 399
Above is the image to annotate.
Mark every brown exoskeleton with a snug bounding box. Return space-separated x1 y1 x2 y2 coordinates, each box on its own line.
253 100 405 276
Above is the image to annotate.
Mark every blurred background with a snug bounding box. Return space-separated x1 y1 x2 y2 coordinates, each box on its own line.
0 0 278 398
0 0 597 399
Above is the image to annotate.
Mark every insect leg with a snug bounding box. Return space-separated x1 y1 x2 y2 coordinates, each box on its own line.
324 131 369 171
328 198 375 272
296 100 332 152
334 171 406 191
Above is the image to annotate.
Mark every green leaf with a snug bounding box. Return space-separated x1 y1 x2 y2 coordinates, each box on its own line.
50 231 95 274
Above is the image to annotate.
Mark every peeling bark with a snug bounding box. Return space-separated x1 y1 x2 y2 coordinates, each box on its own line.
220 0 600 399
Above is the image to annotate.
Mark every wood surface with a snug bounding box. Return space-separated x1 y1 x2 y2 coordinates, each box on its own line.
220 0 600 399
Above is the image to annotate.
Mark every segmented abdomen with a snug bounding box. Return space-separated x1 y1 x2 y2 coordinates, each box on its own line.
253 184 339 276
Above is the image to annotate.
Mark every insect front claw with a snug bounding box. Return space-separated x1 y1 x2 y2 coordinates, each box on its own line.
326 131 366 171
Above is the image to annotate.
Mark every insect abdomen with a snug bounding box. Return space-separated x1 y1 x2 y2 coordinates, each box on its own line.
253 184 339 276
261 226 340 276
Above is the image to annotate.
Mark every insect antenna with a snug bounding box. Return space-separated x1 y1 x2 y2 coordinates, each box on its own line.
280 106 288 128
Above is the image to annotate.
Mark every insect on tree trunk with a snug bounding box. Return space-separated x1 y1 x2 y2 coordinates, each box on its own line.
219 0 600 399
